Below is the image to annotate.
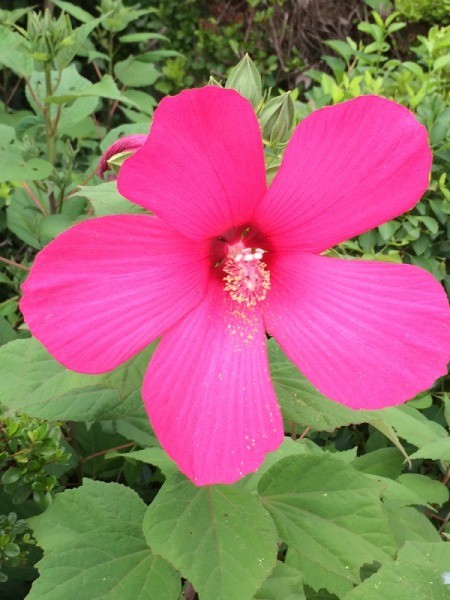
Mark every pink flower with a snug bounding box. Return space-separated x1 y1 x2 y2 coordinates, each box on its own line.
97 134 147 179
20 87 450 485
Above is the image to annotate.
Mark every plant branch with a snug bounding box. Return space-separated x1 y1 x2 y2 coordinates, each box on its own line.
22 181 48 215
81 442 136 464
0 256 30 271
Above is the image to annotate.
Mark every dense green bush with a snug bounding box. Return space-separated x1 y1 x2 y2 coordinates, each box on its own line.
395 0 450 23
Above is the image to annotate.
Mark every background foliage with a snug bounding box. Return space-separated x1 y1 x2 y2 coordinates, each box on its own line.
0 0 449 599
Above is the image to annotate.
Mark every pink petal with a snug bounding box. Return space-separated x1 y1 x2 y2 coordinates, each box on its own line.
263 253 450 409
143 281 283 485
20 215 208 373
253 96 432 253
118 87 267 241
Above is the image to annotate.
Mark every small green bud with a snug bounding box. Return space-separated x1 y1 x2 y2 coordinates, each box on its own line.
259 92 295 147
208 76 223 88
225 54 262 109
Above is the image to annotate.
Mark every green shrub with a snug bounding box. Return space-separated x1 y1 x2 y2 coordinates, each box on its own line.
395 0 450 23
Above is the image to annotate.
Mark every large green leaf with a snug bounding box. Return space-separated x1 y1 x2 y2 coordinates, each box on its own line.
254 563 305 600
351 447 405 479
143 475 278 600
268 340 376 431
239 437 322 493
58 96 99 133
0 125 52 184
28 479 180 599
114 57 160 87
396 473 449 507
258 454 396 597
378 404 448 448
0 26 32 78
384 506 441 547
408 437 450 461
344 541 450 599
75 181 147 216
0 338 154 424
6 187 45 249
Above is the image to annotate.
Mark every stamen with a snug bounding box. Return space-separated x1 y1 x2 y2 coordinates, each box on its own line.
223 246 270 307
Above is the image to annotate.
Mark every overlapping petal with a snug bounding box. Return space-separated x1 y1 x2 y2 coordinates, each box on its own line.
118 86 267 241
263 253 449 409
20 215 209 373
143 281 283 485
253 96 432 253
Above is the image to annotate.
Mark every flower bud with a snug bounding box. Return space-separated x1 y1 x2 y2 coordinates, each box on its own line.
97 134 147 179
259 92 295 148
225 54 262 109
27 10 73 71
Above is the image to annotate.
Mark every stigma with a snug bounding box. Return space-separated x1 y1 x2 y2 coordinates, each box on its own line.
223 244 270 307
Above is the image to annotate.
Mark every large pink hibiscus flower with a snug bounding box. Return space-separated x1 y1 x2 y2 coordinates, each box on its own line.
20 87 450 485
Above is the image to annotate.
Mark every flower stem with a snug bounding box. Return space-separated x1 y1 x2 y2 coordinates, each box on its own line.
44 68 56 167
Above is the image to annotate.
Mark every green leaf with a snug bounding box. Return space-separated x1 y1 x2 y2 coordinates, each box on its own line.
258 454 396 597
0 27 32 78
0 316 18 346
120 89 155 116
75 181 147 216
254 563 305 600
58 96 99 133
344 541 450 599
324 40 354 62
122 447 179 478
0 158 52 183
4 543 20 558
351 447 405 479
378 405 448 448
408 437 450 462
38 214 76 244
6 187 44 249
46 75 125 104
0 337 154 424
384 506 440 546
143 475 278 600
268 340 376 431
119 32 170 44
0 125 52 183
114 57 161 88
396 474 449 507
52 0 94 23
240 437 321 493
433 54 450 71
28 479 180 599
